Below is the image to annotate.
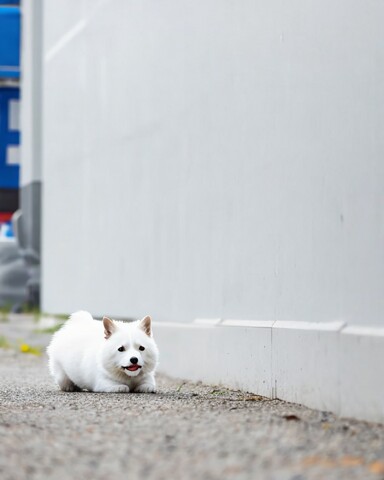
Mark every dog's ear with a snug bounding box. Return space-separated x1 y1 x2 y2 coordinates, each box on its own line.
139 315 152 337
103 316 116 339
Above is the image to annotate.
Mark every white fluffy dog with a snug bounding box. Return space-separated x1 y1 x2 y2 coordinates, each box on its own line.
47 311 159 393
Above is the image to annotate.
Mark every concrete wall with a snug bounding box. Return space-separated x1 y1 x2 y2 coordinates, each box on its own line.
18 0 43 303
42 0 384 327
20 0 43 187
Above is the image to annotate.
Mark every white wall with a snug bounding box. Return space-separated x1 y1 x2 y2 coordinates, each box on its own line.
42 0 384 326
20 0 43 186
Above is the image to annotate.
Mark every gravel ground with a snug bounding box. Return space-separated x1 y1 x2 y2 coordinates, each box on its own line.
1 315 384 480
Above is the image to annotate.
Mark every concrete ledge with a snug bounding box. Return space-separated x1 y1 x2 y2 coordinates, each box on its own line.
154 321 272 397
153 320 384 424
339 326 384 423
272 320 345 413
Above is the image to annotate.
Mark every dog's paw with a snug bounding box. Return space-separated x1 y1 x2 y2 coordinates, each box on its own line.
134 383 156 393
60 385 76 392
94 384 130 393
60 384 81 392
110 385 130 393
59 380 81 392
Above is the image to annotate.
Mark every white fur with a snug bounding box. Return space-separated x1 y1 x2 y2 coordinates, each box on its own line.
47 311 159 393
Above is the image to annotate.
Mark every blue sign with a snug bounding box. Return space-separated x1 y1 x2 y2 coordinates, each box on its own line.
0 88 20 189
0 6 20 79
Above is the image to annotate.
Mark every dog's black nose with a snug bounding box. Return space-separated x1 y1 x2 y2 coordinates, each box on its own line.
130 357 138 364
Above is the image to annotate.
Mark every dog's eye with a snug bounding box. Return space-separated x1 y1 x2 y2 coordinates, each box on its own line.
139 346 145 351
117 346 125 352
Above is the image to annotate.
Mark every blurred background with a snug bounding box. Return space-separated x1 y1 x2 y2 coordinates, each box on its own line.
0 1 26 310
0 0 383 422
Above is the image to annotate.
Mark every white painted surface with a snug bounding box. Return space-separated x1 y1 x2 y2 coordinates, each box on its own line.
154 321 273 397
6 146 20 166
272 321 345 412
41 0 384 327
194 318 222 326
20 0 43 185
8 100 20 132
155 320 384 423
339 326 384 423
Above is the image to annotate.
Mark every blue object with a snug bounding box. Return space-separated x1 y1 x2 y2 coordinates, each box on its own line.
0 221 14 238
0 88 20 188
0 6 20 79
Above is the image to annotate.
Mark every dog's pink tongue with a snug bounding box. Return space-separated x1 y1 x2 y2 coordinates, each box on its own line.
127 365 140 371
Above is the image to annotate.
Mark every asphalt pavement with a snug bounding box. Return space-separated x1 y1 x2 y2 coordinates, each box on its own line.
1 314 384 480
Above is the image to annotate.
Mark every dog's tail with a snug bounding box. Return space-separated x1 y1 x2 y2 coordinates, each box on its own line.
69 310 94 322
